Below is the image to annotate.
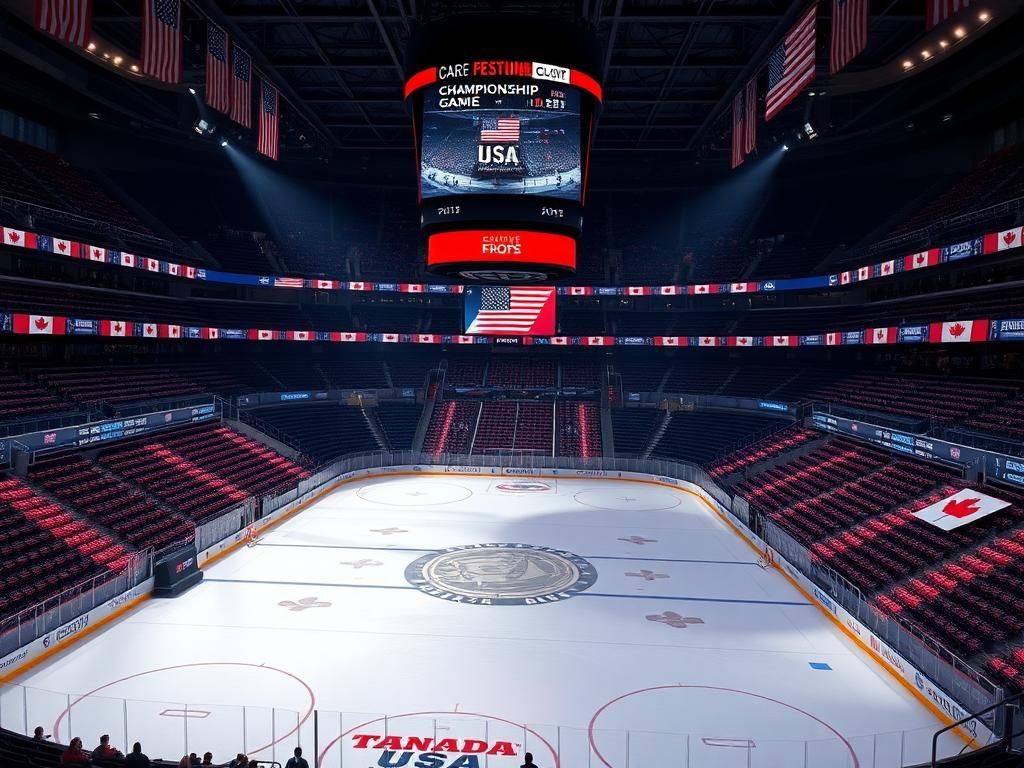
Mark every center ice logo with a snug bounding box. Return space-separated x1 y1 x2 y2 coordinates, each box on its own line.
405 543 597 605
352 734 519 768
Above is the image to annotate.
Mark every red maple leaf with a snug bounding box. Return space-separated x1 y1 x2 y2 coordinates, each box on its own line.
34 316 49 330
113 322 122 334
943 497 981 518
877 329 885 340
702 337 712 344
948 322 966 338
1004 231 1018 247
57 241 67 252
146 325 154 335
915 254 926 265
883 263 892 273
8 231 20 243
92 248 102 258
739 338 748 345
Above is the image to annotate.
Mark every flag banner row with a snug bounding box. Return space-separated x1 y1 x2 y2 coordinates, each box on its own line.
0 311 1005 348
2 224 1021 299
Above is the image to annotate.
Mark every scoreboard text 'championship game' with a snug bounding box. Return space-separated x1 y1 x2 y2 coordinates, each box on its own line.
405 18 603 282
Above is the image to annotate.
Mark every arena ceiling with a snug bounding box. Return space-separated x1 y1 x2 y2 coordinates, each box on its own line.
80 0 948 162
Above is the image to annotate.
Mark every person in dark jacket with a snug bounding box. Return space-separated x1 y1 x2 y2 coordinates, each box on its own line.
124 743 151 768
91 735 123 761
521 752 538 768
32 726 47 741
285 746 309 768
60 737 91 765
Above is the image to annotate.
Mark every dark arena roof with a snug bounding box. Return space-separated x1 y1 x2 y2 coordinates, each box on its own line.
2 1 1024 766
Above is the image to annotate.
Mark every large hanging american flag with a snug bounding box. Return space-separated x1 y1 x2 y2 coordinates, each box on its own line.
230 45 252 127
765 3 818 122
480 118 521 143
830 0 868 74
36 0 91 47
731 78 758 169
927 0 971 29
142 0 181 84
258 79 279 161
205 21 231 114
464 286 555 335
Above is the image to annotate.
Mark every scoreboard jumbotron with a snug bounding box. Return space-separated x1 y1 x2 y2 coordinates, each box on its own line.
405 17 603 282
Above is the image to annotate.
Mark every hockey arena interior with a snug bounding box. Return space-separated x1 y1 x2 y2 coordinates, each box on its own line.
2 1 1024 767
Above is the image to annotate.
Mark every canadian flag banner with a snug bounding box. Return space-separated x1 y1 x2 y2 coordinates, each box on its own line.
569 286 593 296
582 336 612 346
120 253 137 267
904 248 940 270
13 314 66 335
825 332 841 346
929 320 988 344
767 335 796 347
89 246 107 262
141 323 158 338
288 330 311 341
913 488 1010 531
100 320 130 337
840 272 852 285
4 228 38 248
349 282 371 291
856 265 871 281
626 286 650 296
248 329 275 340
867 327 897 344
659 286 681 296
416 334 440 344
654 336 681 346
202 327 219 340
167 263 181 276
53 238 77 257
336 332 366 342
730 282 754 293
878 260 896 277
690 284 718 295
159 324 181 338
185 266 197 279
698 336 718 347
381 333 400 343
983 227 1023 254
400 283 425 293
145 258 161 272
549 336 570 345
730 336 755 347
453 335 475 344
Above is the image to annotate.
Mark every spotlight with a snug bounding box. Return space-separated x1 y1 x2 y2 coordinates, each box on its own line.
112 56 122 65
130 64 139 72
921 49 931 60
102 52 110 60
953 26 966 38
87 42 97 51
188 87 196 95
220 139 229 148
978 10 990 22
938 40 949 49
781 144 790 152
902 60 914 70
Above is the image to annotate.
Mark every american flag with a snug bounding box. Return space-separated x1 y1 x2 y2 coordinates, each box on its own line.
205 21 231 113
230 45 252 127
258 79 279 161
480 118 521 143
927 0 971 29
273 276 303 288
765 4 818 122
731 78 757 168
465 286 555 335
36 0 91 48
142 0 181 84
830 0 868 74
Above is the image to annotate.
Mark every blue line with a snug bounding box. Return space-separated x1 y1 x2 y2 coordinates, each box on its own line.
579 592 810 606
584 556 759 566
204 578 417 591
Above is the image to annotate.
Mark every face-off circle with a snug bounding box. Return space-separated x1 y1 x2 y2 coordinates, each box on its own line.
405 543 597 605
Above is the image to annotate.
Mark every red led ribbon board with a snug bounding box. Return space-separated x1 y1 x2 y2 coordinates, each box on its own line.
428 230 576 272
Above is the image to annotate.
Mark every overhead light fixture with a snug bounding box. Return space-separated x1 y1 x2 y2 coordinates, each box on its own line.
130 64 139 72
188 87 196 95
953 26 967 38
978 10 990 22
902 60 914 70
102 52 110 60
220 139 229 147
87 42 97 52
112 56 122 65
781 144 790 152
938 40 949 48
921 49 932 60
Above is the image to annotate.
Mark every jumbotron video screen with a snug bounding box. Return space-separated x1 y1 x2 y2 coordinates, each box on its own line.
420 82 582 202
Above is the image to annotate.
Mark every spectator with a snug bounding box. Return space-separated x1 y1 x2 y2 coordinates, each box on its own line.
189 754 201 766
228 754 248 768
124 743 151 768
178 757 190 768
202 753 215 766
92 734 123 761
60 737 91 765
32 726 47 741
285 746 309 768
521 752 538 768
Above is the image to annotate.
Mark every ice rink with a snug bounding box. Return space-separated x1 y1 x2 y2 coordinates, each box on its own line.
5 474 961 767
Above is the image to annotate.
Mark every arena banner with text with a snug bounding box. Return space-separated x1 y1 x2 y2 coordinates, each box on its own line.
3 221 1021 299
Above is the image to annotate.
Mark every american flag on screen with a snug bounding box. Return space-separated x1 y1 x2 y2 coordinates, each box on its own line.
230 45 252 127
273 276 303 288
36 0 92 47
464 286 555 335
830 0 868 74
258 79 279 160
205 21 231 113
765 4 817 121
142 0 181 84
480 118 521 143
927 0 971 29
731 78 757 169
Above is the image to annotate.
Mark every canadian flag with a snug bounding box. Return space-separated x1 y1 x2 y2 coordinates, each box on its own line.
626 286 648 296
416 334 440 344
691 284 715 295
159 324 181 338
349 282 368 291
654 336 680 346
315 279 337 289
879 260 895 277
929 320 988 343
121 252 136 267
145 258 160 272
381 333 400 342
202 327 219 340
550 336 570 345
730 282 753 293
89 246 107 262
3 228 36 248
288 330 311 341
983 227 1023 254
867 327 896 344
142 324 158 338
584 336 611 346
913 488 1009 531
840 272 852 285
856 265 871 281
698 336 718 347
249 329 274 340
569 286 592 296
767 335 796 347
904 249 940 270
185 266 197 279
453 335 474 344
100 320 129 337
336 332 365 342
659 286 681 296
53 238 76 256
731 336 754 347
825 332 840 346
400 283 425 293
14 314 65 335
167 263 181 276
